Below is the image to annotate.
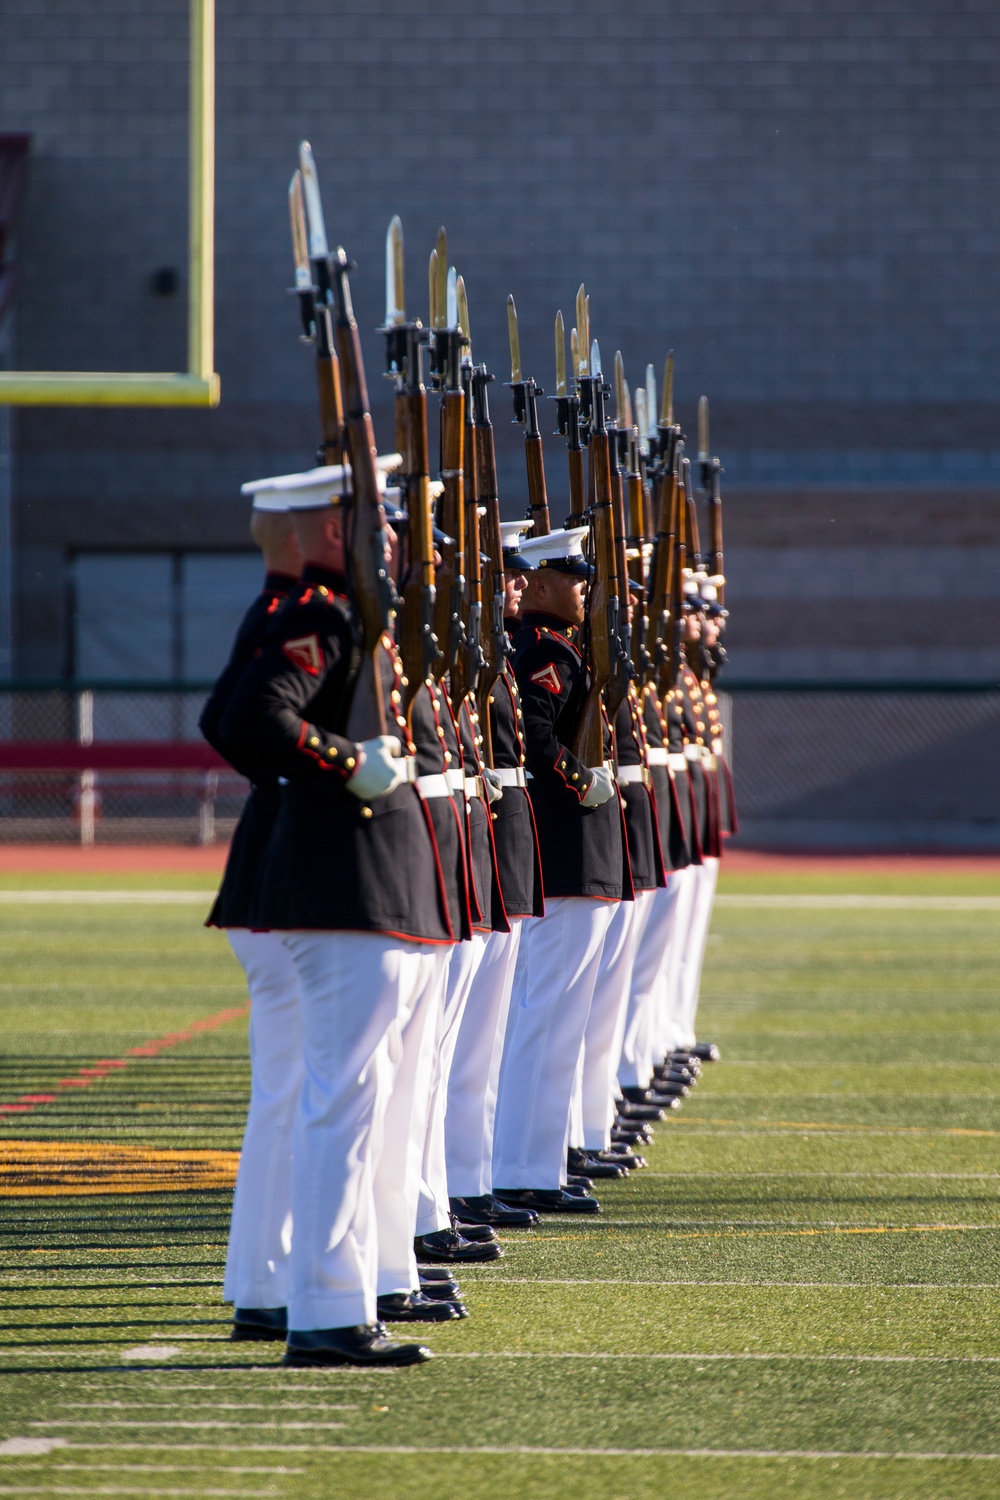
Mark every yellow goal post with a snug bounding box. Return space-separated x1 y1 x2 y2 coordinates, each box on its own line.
0 0 219 408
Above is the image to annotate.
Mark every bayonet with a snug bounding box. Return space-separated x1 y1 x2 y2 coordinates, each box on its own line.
434 229 448 330
385 215 405 325
698 394 710 462
645 363 657 440
428 248 440 332
614 351 627 430
575 285 589 377
635 388 649 459
590 340 602 379
447 266 458 330
456 274 470 345
570 326 580 379
554 310 567 398
288 173 311 295
507 294 522 383
662 351 674 427
298 142 329 260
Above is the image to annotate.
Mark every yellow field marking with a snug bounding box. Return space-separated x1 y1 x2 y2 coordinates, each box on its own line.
675 1118 998 1137
0 1140 238 1197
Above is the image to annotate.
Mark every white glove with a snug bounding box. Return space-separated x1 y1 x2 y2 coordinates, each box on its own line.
581 765 616 808
481 767 504 804
347 735 410 802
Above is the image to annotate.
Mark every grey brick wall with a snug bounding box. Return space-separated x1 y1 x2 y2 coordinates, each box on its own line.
2 0 1000 682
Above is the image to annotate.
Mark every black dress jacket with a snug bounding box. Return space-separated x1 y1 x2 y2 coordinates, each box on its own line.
200 570 296 929
408 679 473 942
512 612 631 902
218 565 454 945
614 690 666 892
484 661 544 918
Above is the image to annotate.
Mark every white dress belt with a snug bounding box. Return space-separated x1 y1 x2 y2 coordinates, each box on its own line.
668 752 689 773
494 766 527 788
447 768 466 793
464 774 483 799
415 772 452 799
684 744 702 762
617 764 649 785
646 747 669 767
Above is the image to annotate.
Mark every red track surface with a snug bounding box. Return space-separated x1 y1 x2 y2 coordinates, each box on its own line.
1 844 1000 878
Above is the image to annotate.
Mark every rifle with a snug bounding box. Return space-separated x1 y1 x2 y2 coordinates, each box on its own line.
293 151 345 466
603 348 633 718
453 274 485 707
553 310 586 518
507 295 551 536
471 360 506 768
699 394 725 606
296 144 391 740
428 232 467 682
571 295 617 768
383 216 438 709
624 380 651 679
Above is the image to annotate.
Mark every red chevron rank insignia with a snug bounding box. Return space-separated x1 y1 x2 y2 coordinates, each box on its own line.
530 663 563 695
282 634 322 676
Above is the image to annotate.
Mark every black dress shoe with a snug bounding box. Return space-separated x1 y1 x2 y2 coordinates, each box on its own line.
450 1194 539 1228
691 1041 721 1062
654 1065 697 1086
666 1051 701 1071
419 1273 461 1301
376 1292 463 1323
449 1217 499 1245
231 1306 287 1342
617 1100 666 1120
581 1146 645 1170
494 1187 601 1215
647 1083 690 1102
284 1324 432 1368
566 1172 594 1191
567 1147 629 1179
418 1266 459 1284
415 1229 503 1264
612 1124 652 1146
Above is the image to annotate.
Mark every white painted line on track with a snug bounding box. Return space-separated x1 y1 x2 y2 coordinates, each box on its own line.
716 894 1000 910
33 1421 345 1430
433 1351 1000 1363
639 1170 1000 1179
0 890 212 903
127 1444 996 1461
462 1279 1000 1290
0 1490 275 1498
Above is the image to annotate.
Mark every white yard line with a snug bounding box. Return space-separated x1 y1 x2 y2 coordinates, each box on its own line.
716 894 1000 910
432 1351 1000 1363
639 1171 1000 1179
33 1421 345 1430
0 891 212 904
89 1443 992 1461
460 1278 1000 1290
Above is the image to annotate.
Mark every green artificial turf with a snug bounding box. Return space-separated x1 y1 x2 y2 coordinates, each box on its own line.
0 873 998 1498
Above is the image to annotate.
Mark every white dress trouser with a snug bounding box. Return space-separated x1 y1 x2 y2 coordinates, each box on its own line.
222 929 302 1310
415 936 487 1238
445 920 523 1197
493 897 617 1191
621 874 686 1088
280 930 433 1330
376 946 449 1293
673 856 720 1049
573 891 652 1151
657 865 700 1053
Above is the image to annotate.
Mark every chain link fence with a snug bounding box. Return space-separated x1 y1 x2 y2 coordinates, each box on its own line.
0 683 245 845
0 681 996 847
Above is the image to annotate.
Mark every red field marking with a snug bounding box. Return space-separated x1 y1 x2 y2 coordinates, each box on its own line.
0 1001 249 1116
0 845 228 875
723 849 1000 877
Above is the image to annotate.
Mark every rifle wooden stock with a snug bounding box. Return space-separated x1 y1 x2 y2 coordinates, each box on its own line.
626 470 648 674
433 385 465 678
525 433 551 536
647 467 674 689
603 465 631 720
658 458 687 697
329 259 389 740
571 423 615 768
397 379 437 709
315 341 345 465
452 369 483 707
707 461 724 603
564 393 586 518
473 370 505 769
